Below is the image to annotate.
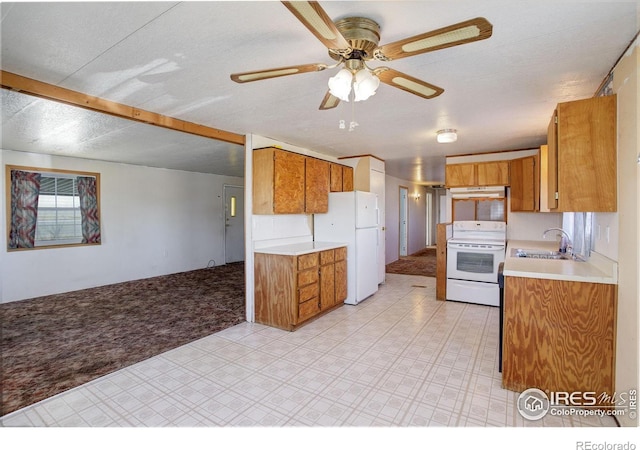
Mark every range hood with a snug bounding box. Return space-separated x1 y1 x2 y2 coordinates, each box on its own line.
450 186 506 198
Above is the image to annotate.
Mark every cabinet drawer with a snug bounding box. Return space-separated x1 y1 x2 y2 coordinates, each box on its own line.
298 298 320 322
298 268 318 287
299 283 319 303
298 253 318 271
320 249 335 265
334 247 347 261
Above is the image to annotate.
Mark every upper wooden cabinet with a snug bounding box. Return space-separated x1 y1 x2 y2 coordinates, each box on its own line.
477 161 510 186
547 95 617 212
445 163 475 187
253 147 305 214
254 147 343 214
445 161 510 187
510 154 540 212
305 157 330 214
342 165 354 192
330 163 354 192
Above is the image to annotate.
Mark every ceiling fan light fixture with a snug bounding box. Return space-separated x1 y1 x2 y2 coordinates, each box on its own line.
353 68 380 101
328 68 353 102
437 129 457 143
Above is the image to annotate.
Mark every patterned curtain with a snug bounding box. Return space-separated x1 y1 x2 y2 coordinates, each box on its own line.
77 176 101 244
8 170 42 249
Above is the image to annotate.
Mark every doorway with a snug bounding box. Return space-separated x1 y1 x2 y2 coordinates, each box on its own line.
399 186 408 256
224 185 245 263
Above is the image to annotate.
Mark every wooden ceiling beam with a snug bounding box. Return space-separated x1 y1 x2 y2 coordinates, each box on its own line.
0 70 245 146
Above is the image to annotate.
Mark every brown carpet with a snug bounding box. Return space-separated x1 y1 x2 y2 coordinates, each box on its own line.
385 247 437 277
0 262 245 416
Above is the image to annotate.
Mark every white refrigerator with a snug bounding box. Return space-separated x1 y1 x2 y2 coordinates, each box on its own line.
314 191 379 305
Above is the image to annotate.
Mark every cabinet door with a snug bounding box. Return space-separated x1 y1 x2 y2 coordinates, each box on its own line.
254 253 297 330
445 163 476 187
342 166 354 192
274 150 306 214
503 276 615 401
554 96 617 212
477 161 510 186
334 258 347 303
330 163 343 192
547 111 559 209
319 263 335 310
510 156 538 212
435 223 448 300
305 158 330 213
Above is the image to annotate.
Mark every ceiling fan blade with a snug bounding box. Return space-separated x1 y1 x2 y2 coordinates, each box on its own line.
282 1 351 53
374 17 493 61
319 91 340 110
230 63 327 83
374 68 444 100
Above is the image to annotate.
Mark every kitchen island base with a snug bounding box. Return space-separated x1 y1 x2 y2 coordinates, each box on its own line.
502 275 616 407
254 245 347 331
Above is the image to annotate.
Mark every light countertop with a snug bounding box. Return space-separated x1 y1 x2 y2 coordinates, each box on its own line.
503 240 617 284
254 241 347 256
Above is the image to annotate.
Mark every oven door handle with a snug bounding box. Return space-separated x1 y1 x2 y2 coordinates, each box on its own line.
448 243 505 252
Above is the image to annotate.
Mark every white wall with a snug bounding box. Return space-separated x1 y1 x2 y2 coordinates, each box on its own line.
385 174 427 263
1 149 243 303
611 42 638 428
506 199 562 241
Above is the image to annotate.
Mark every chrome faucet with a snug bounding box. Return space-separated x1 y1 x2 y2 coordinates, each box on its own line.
543 228 572 254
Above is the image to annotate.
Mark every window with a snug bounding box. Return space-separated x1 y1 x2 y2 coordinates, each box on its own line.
6 165 101 250
35 175 82 245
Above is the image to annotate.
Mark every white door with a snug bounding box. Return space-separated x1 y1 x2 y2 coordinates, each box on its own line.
224 185 245 263
399 186 408 256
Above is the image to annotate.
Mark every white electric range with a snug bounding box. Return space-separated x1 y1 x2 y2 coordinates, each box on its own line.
446 221 506 307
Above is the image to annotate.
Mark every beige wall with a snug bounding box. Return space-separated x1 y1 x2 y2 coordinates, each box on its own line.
384 175 428 263
612 43 638 427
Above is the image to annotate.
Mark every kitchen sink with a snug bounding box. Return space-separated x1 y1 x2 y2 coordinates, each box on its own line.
510 248 573 260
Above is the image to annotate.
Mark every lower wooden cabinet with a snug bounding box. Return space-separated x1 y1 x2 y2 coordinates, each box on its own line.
435 223 450 300
502 276 616 405
254 247 347 331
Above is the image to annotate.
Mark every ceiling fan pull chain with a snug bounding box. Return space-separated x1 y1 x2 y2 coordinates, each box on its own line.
349 91 359 132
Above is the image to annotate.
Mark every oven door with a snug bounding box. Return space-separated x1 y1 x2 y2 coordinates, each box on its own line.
447 242 505 283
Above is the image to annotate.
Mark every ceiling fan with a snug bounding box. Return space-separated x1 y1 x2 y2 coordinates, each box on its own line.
230 1 493 110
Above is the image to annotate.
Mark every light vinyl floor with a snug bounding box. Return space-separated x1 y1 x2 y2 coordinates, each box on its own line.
1 274 617 429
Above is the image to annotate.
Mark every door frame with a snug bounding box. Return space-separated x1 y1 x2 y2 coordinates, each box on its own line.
399 185 408 257
426 190 433 246
223 184 245 264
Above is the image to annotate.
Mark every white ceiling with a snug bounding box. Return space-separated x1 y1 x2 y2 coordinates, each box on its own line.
1 1 638 183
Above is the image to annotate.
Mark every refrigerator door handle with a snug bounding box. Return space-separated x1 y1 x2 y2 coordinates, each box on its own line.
376 208 380 226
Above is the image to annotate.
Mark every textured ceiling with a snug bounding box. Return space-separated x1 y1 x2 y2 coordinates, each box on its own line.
1 1 638 183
